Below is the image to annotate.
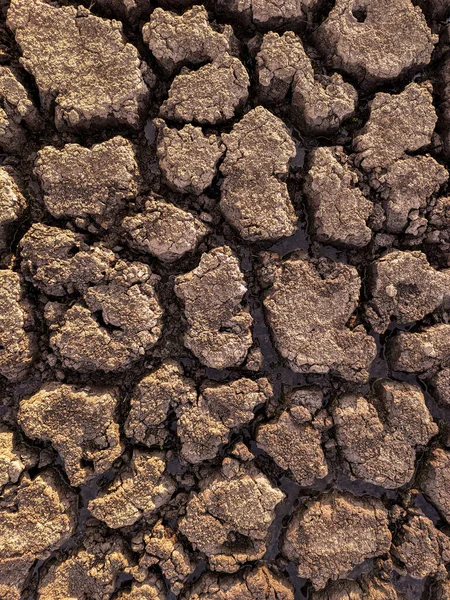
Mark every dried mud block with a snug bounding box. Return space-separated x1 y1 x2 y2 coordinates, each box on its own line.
0 66 41 153
392 511 450 579
256 387 329 486
18 382 123 487
116 576 167 600
0 270 36 382
45 258 163 372
427 196 450 246
283 492 392 589
179 456 284 572
256 32 357 134
216 0 322 28
143 6 234 75
177 377 272 464
256 31 306 104
437 580 450 600
315 0 437 88
125 360 196 448
0 167 27 251
311 573 399 599
160 55 249 125
429 368 450 407
262 255 376 381
38 523 134 600
0 425 36 492
182 566 294 600
155 120 224 195
89 450 175 528
378 156 448 234
122 196 209 262
20 224 115 296
136 520 195 595
420 447 450 523
174 246 253 369
332 379 437 488
304 146 372 248
439 56 450 157
365 250 450 333
35 137 139 231
292 72 357 136
353 83 437 173
0 558 36 600
387 324 450 374
7 0 149 130
220 106 297 241
0 470 75 600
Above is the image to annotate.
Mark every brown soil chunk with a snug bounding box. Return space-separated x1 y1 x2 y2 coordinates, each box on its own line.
436 580 450 600
0 429 23 493
439 56 450 157
154 119 225 195
332 379 437 488
353 83 437 173
216 0 321 28
429 368 450 407
143 6 234 75
135 520 194 595
183 566 294 600
20 224 114 296
0 426 37 492
179 456 284 572
177 377 272 464
88 450 175 528
35 137 139 231
311 573 400 599
45 257 163 372
392 511 450 579
283 492 392 589
262 255 376 381
256 31 305 104
117 576 166 600
315 0 437 88
122 196 209 262
160 55 249 125
174 246 253 369
365 250 450 333
18 382 123 487
387 324 450 374
420 447 450 523
427 196 450 247
256 387 329 486
377 156 448 234
220 106 297 241
0 270 36 381
0 66 41 152
0 470 75 600
7 0 149 130
304 146 372 248
38 523 134 600
125 360 196 448
0 167 27 251
256 31 357 134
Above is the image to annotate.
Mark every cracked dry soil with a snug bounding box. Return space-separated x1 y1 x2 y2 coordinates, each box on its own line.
1 0 450 598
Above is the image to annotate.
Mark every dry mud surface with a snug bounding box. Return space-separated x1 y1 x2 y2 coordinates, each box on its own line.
1 0 450 598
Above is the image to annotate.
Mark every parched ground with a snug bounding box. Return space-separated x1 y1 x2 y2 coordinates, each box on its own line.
0 0 450 599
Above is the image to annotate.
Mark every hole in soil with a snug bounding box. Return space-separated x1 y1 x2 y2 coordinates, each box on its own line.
80 457 95 469
352 5 367 22
66 245 80 258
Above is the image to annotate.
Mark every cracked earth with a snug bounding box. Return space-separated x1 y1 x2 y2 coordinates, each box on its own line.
0 0 450 598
